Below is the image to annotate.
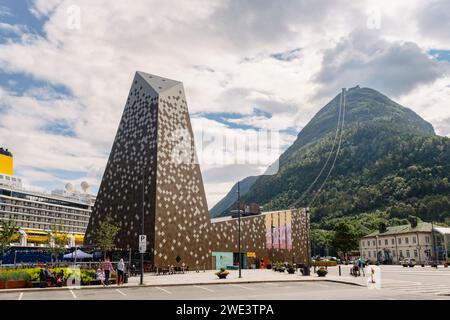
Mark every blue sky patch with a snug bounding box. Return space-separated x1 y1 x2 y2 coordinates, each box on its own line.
271 48 301 61
194 108 273 131
0 0 47 43
429 49 450 62
42 120 77 137
0 71 73 97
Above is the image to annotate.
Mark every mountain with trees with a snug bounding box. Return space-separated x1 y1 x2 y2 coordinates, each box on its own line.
210 176 259 218
210 86 450 256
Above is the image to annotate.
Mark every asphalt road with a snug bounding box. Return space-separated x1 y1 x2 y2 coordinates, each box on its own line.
0 281 448 300
0 266 449 300
328 264 450 285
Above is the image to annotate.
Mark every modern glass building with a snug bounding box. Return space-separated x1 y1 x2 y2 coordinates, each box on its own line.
85 72 309 269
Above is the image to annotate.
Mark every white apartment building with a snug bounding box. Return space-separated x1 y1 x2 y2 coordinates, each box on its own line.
360 222 450 264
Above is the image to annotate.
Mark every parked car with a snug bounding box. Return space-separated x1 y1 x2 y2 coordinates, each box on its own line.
401 258 416 267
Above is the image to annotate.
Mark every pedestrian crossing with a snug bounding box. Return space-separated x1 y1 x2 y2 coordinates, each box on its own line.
381 281 450 296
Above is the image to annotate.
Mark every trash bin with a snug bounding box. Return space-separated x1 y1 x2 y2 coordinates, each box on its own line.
124 273 129 284
302 266 310 276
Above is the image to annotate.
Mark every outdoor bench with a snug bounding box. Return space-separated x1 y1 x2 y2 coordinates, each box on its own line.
31 281 48 288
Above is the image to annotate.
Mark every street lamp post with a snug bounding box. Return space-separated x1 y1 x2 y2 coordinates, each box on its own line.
375 236 379 264
237 181 242 278
431 221 438 267
306 208 311 268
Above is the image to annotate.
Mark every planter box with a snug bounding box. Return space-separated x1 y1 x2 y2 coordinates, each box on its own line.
315 261 337 267
6 280 30 289
217 274 228 279
0 281 5 289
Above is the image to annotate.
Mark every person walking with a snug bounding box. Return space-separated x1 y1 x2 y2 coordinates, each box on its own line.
102 257 115 286
357 257 365 277
370 267 376 283
117 258 125 286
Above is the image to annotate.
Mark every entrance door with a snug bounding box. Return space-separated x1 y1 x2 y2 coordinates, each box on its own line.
211 256 216 270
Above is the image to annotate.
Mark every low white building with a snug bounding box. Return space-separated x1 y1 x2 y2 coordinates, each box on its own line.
360 221 450 264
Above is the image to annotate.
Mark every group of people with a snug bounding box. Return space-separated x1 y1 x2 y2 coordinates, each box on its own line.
95 257 126 286
39 267 65 287
351 257 366 277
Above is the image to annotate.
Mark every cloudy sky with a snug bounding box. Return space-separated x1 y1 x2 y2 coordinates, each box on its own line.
0 0 449 208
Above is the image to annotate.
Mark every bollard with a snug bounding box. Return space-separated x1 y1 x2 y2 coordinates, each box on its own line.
339 265 341 276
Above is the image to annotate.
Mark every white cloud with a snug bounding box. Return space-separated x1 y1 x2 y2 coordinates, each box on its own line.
314 29 450 98
0 22 29 35
0 0 449 207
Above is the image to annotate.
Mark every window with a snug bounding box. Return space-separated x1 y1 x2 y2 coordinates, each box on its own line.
398 238 402 245
414 250 418 258
368 251 371 258
373 251 376 257
362 241 365 247
391 239 395 245
399 250 403 258
406 250 410 258
413 237 416 244
385 239 388 245
373 240 376 246
405 237 409 244
425 236 430 244
378 240 381 245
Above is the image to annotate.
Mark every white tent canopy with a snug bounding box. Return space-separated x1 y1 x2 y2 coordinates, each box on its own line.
63 249 93 260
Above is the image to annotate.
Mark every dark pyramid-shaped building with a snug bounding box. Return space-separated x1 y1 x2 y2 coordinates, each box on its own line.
85 71 309 269
85 71 211 266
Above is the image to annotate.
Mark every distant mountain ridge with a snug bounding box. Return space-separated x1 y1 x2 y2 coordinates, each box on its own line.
210 86 450 227
209 176 258 218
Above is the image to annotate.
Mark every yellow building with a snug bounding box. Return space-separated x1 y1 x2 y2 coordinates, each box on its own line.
0 148 13 176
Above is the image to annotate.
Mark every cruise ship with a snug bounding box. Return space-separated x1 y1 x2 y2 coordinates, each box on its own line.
0 147 95 247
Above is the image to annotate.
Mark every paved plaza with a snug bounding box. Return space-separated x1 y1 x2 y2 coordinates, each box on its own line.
0 266 449 300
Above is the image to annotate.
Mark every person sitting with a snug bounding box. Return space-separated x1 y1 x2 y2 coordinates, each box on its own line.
55 270 65 287
96 268 106 286
39 268 47 285
351 262 360 277
42 268 56 285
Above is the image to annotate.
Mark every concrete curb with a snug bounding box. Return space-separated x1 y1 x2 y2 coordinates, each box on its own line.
0 277 363 294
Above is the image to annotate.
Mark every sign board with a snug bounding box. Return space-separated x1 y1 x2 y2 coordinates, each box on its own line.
139 235 147 253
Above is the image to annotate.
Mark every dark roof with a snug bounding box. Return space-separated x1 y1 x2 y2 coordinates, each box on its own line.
0 147 12 157
362 222 432 238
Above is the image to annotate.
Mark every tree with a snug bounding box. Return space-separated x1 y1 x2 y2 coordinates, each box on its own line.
47 222 69 265
94 213 120 260
0 218 18 257
330 221 358 259
310 229 333 257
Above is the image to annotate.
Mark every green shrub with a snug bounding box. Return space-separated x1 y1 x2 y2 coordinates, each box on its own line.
0 267 97 285
80 270 96 285
0 270 32 281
